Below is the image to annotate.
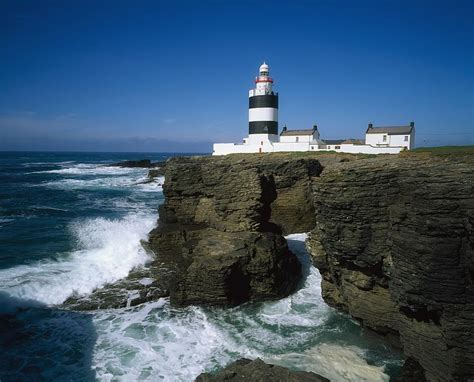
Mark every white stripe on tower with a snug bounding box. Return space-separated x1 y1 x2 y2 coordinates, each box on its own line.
249 107 278 122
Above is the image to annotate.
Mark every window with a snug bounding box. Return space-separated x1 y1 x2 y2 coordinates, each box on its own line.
296 137 299 142
404 136 408 141
383 135 387 142
311 146 314 150
327 146 331 149
261 141 263 145
335 145 341 149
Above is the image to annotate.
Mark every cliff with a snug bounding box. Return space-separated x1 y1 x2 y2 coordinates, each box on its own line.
65 150 473 381
147 155 322 306
307 153 474 381
153 151 473 380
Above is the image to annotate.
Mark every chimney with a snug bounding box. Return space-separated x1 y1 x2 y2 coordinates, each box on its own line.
313 124 318 131
410 121 415 128
282 125 287 132
368 123 373 129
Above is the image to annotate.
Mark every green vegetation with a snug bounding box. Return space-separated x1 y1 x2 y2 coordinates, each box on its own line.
406 146 474 156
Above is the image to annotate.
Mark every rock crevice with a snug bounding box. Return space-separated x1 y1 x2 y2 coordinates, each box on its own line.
148 155 323 307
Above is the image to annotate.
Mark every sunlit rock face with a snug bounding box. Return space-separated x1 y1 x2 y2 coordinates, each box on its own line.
307 154 474 381
148 154 322 307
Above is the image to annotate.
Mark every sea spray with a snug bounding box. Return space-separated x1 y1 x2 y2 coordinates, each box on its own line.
0 212 155 305
88 235 401 381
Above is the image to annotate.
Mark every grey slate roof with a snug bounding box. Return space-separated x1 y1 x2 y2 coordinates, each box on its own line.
342 139 365 145
323 139 345 145
280 129 316 136
366 126 413 135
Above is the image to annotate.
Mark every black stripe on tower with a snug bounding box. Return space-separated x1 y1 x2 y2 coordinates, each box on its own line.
249 121 278 135
249 94 278 109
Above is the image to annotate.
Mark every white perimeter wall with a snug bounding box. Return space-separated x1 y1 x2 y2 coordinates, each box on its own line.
213 140 404 155
273 142 311 151
246 134 279 144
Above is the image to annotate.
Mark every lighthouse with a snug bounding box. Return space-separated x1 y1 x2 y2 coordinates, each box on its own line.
247 62 279 143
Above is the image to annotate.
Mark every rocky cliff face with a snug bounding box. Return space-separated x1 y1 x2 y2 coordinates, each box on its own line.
307 154 474 381
148 155 322 306
65 151 473 381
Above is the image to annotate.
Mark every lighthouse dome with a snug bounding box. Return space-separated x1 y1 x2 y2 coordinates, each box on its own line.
259 62 269 74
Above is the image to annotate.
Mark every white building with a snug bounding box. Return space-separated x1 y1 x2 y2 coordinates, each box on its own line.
212 63 415 155
365 123 415 150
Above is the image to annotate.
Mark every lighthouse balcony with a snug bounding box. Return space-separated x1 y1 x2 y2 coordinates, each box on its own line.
254 77 274 83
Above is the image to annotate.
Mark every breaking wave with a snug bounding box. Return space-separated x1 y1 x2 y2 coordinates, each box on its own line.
0 213 155 306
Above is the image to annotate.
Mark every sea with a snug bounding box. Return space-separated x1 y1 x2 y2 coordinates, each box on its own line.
0 152 403 382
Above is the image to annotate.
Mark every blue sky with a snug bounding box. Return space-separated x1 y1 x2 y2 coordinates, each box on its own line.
1 0 473 152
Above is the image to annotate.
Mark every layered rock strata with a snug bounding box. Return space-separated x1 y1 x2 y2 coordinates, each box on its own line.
307 154 474 381
148 155 322 306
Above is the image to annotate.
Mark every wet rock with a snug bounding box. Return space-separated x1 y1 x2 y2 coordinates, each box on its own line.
195 358 329 382
107 159 167 168
392 357 427 382
63 264 172 310
148 168 164 179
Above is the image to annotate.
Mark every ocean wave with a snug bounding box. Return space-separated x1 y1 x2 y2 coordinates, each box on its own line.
21 161 77 167
270 343 390 382
40 176 163 192
0 218 15 225
35 164 144 176
86 234 396 381
31 205 69 213
0 212 155 305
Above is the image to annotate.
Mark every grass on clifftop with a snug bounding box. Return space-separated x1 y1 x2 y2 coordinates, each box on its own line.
226 146 474 161
403 145 474 156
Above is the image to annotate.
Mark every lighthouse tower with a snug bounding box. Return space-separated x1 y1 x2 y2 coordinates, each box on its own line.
247 62 279 144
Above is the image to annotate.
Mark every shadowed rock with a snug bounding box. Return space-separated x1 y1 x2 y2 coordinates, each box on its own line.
195 358 329 382
107 159 167 168
307 154 474 381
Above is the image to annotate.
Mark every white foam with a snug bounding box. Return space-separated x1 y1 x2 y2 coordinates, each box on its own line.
0 213 156 305
91 301 244 381
270 343 390 382
39 166 142 175
39 174 163 192
85 234 330 381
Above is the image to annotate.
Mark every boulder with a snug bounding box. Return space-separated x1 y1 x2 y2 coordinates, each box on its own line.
148 155 323 306
195 358 329 382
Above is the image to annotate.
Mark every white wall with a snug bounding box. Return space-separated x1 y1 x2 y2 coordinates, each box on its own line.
337 144 402 154
273 142 311 152
214 138 405 155
279 135 313 143
365 132 413 149
365 133 389 146
246 134 279 144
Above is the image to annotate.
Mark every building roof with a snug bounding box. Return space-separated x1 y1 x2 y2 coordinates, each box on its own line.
323 139 345 145
342 139 365 145
366 125 414 135
280 128 316 136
